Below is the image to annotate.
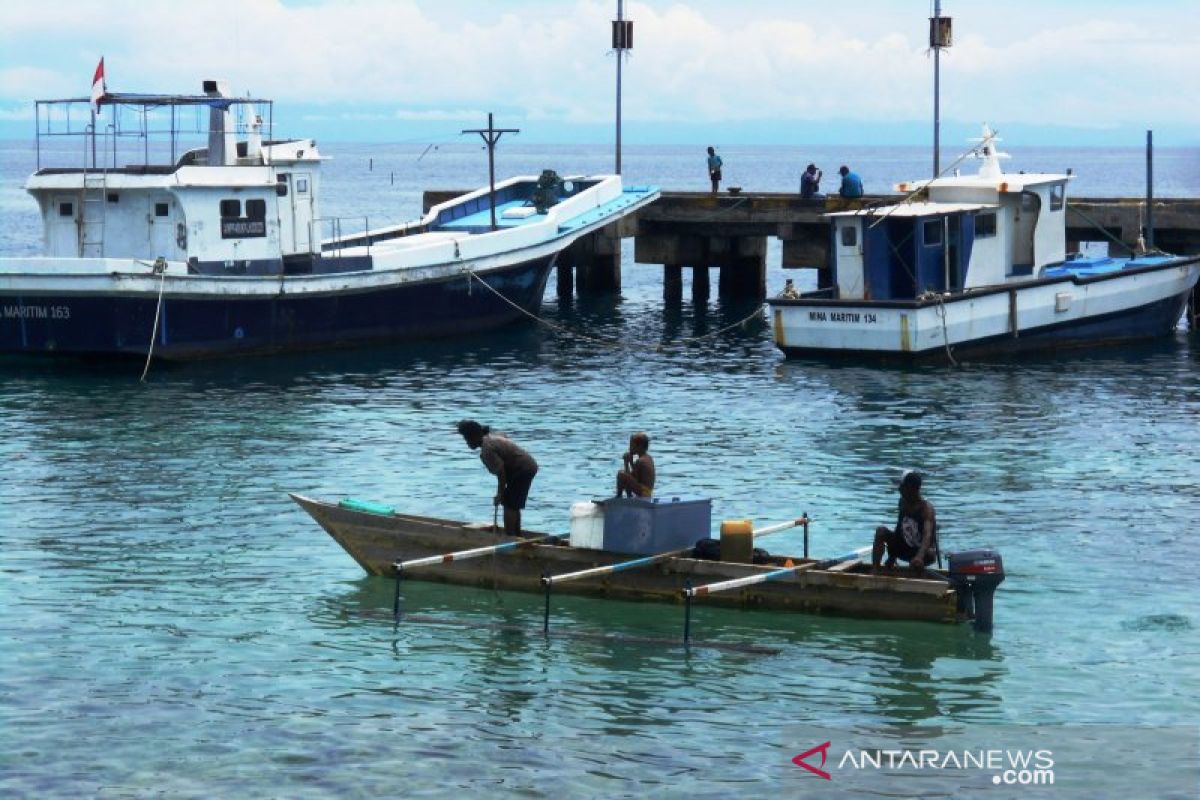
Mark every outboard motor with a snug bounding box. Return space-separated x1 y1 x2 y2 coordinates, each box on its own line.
948 549 1005 632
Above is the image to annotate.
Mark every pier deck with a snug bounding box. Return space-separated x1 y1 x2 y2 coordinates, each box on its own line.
424 190 1200 326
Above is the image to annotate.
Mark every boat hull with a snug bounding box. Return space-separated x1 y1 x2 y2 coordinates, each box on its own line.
290 494 960 624
0 255 554 361
770 258 1200 361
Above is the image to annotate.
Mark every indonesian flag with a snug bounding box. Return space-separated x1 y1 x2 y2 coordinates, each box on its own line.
90 57 106 114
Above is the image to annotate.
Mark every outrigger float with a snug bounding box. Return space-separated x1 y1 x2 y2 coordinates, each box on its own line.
290 493 1007 642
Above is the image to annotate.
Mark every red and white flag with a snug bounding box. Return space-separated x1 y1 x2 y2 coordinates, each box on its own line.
90 57 106 114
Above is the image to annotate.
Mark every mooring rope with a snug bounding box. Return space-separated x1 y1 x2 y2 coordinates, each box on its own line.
139 260 168 383
934 294 958 367
465 270 764 351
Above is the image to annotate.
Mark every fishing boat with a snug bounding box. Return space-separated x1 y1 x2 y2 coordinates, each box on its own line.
0 80 658 361
289 493 1006 631
767 125 1200 361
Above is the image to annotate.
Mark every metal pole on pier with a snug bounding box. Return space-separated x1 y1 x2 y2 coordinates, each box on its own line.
612 1 633 175
930 2 952 177
1146 129 1155 250
462 113 519 230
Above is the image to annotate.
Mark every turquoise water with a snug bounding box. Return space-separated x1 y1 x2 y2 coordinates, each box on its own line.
2 140 1199 797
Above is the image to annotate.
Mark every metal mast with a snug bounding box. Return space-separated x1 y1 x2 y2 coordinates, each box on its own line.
462 113 519 231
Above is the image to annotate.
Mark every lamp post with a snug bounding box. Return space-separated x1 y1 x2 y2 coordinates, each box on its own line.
612 1 633 175
930 1 952 176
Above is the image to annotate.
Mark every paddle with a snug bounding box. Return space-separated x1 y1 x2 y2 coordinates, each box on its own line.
681 545 873 643
539 515 809 633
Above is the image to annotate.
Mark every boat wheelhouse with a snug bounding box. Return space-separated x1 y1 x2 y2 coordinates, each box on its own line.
768 127 1200 359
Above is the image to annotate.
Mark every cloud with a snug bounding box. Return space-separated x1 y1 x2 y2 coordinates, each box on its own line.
1 0 1197 139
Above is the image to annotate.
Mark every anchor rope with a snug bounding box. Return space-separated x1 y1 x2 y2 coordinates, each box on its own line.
465 270 764 351
139 260 168 382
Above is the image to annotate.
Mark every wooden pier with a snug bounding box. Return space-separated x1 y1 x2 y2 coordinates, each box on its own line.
424 190 1200 326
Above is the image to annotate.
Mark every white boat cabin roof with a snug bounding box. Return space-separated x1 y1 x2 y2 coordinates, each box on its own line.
827 201 999 218
895 172 1071 194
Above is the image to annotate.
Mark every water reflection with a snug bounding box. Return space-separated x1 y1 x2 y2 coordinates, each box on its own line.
318 575 1007 726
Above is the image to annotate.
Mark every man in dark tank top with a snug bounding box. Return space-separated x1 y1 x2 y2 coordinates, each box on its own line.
872 470 938 573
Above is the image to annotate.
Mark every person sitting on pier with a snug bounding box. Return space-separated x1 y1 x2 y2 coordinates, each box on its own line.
615 432 656 498
872 470 938 574
800 163 822 199
457 419 539 536
838 165 864 199
706 146 723 194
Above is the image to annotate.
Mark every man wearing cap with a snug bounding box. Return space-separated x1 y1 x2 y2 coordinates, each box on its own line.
872 470 938 573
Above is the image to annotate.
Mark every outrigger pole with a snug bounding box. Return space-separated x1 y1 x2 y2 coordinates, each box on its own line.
539 516 809 634
391 534 555 619
681 545 873 644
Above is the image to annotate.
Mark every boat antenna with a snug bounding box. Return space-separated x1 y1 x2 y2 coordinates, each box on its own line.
929 0 952 176
461 112 520 230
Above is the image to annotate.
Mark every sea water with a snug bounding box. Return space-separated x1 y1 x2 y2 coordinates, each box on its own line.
1 139 1198 797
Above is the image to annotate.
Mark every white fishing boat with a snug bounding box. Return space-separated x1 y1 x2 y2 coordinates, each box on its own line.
0 79 658 361
767 126 1200 360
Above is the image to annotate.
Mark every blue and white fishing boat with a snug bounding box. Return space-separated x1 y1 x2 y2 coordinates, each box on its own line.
0 80 658 361
767 126 1200 360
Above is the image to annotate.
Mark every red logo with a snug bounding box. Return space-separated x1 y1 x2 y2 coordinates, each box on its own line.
792 741 832 780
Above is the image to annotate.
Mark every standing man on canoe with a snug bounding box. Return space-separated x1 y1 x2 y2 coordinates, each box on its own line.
615 432 655 498
872 469 938 573
456 420 538 537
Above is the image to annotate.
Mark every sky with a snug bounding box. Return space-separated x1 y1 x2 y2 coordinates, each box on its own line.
1 0 1198 146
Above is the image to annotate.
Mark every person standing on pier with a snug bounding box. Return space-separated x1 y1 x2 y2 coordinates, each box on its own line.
706 146 723 194
456 420 539 537
838 165 864 199
800 163 822 199
615 432 656 498
872 470 938 574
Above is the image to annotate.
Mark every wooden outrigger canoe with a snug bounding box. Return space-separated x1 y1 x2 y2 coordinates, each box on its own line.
291 493 964 624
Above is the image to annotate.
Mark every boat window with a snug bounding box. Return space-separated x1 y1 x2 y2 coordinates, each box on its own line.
975 212 997 238
840 225 857 248
107 193 119 204
220 199 241 218
923 219 943 246
155 202 169 217
58 201 73 217
246 199 266 220
1050 184 1064 211
296 178 309 194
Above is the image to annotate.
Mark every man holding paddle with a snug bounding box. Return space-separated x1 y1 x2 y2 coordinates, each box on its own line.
872 469 938 574
456 420 539 537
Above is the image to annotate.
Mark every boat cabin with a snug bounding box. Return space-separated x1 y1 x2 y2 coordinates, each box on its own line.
26 80 324 274
827 129 1071 301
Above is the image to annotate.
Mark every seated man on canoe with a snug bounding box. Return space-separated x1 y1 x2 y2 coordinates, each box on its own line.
456 419 538 537
615 431 655 498
872 469 938 573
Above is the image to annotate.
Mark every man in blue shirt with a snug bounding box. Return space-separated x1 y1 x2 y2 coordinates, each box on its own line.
706 146 723 194
838 165 864 198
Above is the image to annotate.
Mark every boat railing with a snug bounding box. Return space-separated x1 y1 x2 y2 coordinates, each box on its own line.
33 94 274 172
315 217 372 257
